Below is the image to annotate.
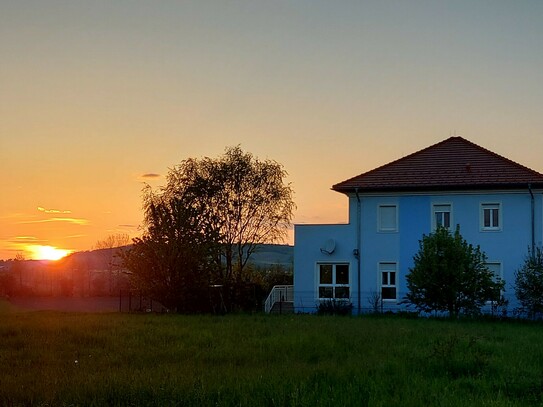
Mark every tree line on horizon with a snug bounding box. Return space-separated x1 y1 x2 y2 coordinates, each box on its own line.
0 144 295 308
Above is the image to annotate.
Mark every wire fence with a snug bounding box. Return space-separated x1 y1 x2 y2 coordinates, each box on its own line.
293 290 514 317
119 290 168 313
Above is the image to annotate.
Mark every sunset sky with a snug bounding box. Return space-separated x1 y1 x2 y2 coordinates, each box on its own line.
1 1 542 260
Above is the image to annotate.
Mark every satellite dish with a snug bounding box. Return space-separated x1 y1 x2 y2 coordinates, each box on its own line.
320 239 336 255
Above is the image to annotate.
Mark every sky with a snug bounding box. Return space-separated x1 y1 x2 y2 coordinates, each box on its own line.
1 1 543 260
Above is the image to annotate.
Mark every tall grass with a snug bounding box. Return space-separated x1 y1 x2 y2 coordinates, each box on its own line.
1 304 543 406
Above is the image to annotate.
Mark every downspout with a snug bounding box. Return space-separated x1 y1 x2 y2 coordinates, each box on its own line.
529 184 535 256
355 188 361 315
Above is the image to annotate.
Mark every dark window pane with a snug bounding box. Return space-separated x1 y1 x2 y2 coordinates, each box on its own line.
492 209 499 227
319 287 333 298
320 265 332 284
437 212 445 227
490 286 501 302
443 212 450 228
484 209 491 227
390 272 396 285
336 265 349 284
335 287 350 299
381 287 396 300
382 272 388 285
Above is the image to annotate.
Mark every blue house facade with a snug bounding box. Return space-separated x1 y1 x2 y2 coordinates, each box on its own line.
294 137 543 314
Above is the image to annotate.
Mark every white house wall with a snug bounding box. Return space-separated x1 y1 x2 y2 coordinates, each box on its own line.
294 223 355 313
294 190 543 315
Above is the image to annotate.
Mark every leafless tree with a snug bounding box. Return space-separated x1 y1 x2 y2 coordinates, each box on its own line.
94 233 130 295
12 252 25 292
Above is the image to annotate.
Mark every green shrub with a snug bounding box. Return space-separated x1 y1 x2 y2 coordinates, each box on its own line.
405 226 504 317
515 247 543 319
316 299 353 315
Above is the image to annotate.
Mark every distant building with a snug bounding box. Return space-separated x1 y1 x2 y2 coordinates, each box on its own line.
294 137 543 314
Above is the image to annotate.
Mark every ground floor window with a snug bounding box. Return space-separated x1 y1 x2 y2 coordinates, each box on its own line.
380 262 397 301
318 263 350 299
485 262 502 302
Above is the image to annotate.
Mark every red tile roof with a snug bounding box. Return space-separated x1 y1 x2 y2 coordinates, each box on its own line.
333 137 543 193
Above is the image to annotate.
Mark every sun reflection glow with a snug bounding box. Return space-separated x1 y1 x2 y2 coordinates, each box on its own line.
27 245 72 261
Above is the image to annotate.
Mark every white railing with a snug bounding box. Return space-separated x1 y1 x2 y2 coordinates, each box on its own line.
264 285 294 313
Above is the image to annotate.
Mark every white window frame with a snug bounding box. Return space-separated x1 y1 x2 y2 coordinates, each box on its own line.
379 262 398 302
378 204 398 232
316 263 351 301
480 202 502 231
432 203 452 231
485 262 503 304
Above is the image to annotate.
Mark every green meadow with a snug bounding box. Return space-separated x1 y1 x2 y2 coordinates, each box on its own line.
1 302 543 406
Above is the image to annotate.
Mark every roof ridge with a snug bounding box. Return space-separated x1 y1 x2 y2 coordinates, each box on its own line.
332 137 457 190
332 136 543 192
456 137 543 178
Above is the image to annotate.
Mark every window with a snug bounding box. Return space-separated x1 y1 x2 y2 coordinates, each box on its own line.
481 203 501 230
380 262 397 301
433 204 451 230
485 262 502 302
318 263 350 299
379 205 398 232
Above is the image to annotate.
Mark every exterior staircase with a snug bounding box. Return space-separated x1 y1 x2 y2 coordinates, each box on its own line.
264 285 294 314
269 301 294 314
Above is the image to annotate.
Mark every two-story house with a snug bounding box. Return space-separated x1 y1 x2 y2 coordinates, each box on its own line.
294 137 543 314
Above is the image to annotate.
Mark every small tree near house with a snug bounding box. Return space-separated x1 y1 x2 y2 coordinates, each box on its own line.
514 247 543 319
404 226 504 318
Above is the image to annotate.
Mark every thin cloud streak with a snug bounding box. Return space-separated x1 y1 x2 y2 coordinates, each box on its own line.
140 173 161 179
65 234 87 239
10 236 48 243
18 218 90 226
37 206 72 214
138 173 162 183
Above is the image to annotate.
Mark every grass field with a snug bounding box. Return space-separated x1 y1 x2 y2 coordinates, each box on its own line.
1 302 543 406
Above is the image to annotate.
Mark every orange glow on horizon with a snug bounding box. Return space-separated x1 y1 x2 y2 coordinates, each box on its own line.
27 245 72 261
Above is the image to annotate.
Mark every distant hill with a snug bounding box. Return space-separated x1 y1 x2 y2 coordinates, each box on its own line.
0 244 293 297
61 243 293 270
248 244 293 268
0 244 293 272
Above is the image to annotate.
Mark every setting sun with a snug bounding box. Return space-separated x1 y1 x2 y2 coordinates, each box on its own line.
28 245 72 261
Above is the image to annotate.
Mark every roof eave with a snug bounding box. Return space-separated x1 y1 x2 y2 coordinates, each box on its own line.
332 182 543 194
